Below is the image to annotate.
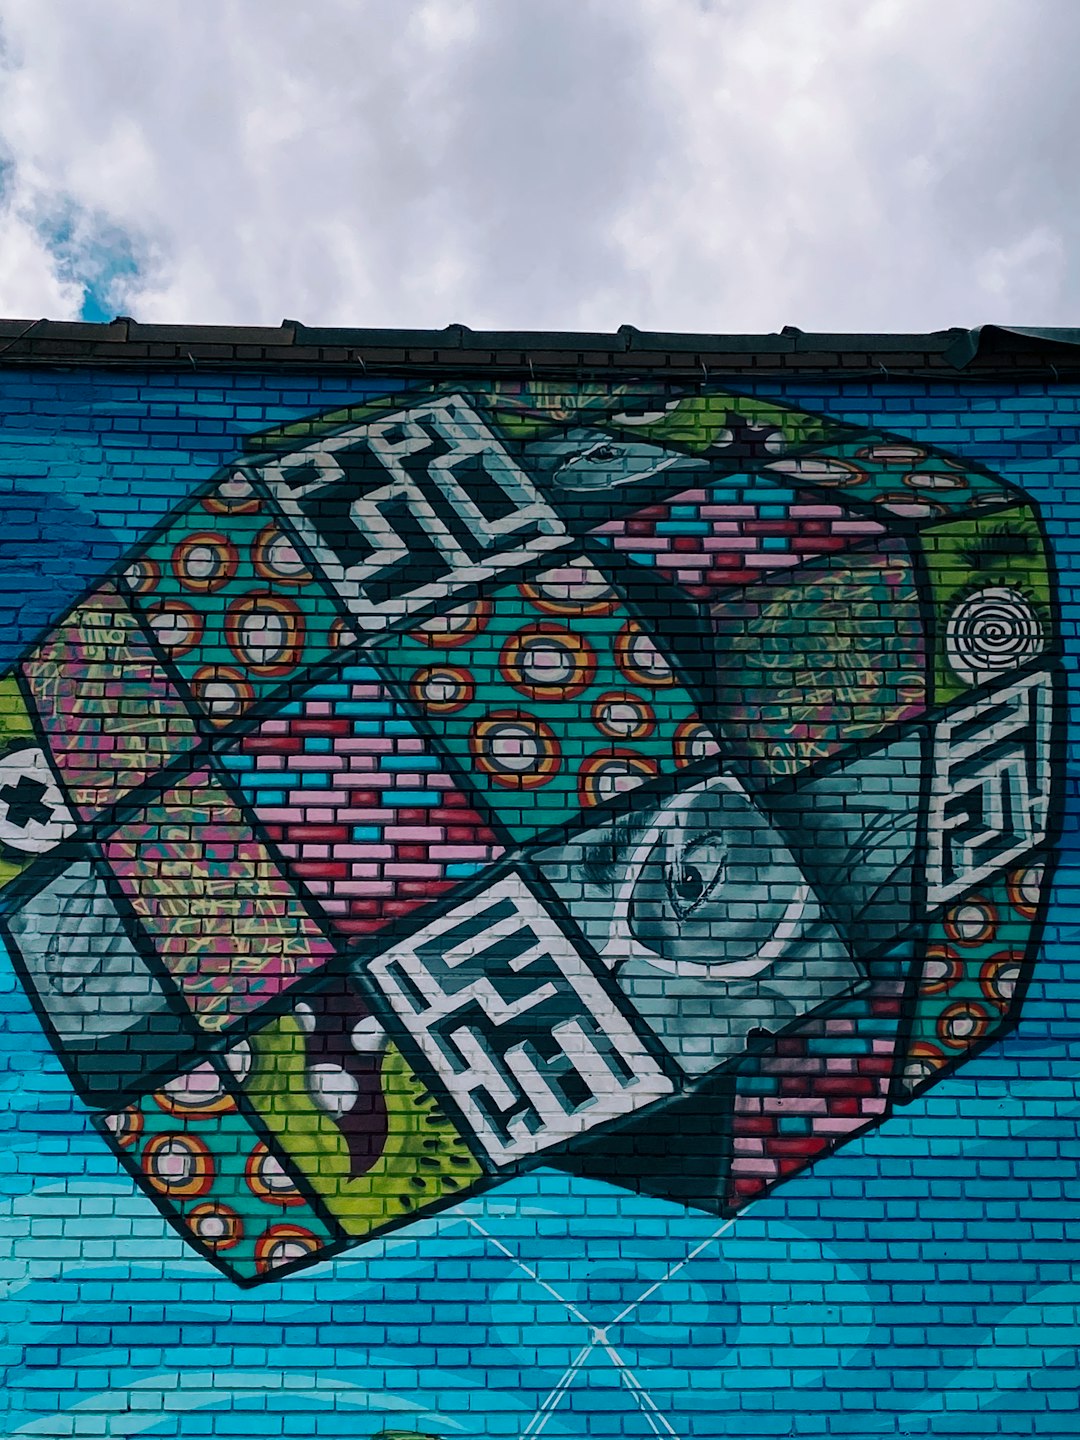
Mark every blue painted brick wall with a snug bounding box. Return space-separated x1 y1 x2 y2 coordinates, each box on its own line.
0 367 1078 1439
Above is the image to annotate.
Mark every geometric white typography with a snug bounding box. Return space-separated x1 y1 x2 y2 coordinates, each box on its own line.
253 394 570 632
362 872 673 1166
927 671 1053 905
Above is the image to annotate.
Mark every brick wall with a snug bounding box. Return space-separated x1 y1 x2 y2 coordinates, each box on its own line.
0 351 1076 1439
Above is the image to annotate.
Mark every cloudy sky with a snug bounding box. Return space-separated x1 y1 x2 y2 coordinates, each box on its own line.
0 0 1075 334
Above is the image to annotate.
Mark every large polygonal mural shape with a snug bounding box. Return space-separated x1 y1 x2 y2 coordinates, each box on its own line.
0 378 1062 1284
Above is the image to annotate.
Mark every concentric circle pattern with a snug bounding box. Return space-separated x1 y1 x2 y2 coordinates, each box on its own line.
902 469 969 492
254 1224 323 1274
187 1202 244 1252
919 946 964 995
673 718 721 768
519 563 620 615
145 599 204 657
856 443 929 466
190 664 255 723
904 1042 947 1085
578 750 659 808
123 557 161 594
153 1062 237 1119
1008 860 1044 919
500 624 597 700
979 952 1025 1010
244 1143 307 1207
469 711 562 789
410 663 475 713
171 533 239 594
142 1133 215 1199
251 524 313 585
614 621 675 687
591 692 656 741
224 593 306 675
764 456 868 486
945 586 1044 685
104 1106 143 1149
201 474 262 515
410 599 491 647
936 1000 992 1050
943 897 997 948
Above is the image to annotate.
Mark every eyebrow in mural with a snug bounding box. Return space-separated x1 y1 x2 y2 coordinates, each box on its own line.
0 378 1062 1283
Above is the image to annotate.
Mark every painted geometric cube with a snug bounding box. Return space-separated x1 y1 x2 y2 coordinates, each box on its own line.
0 378 1061 1282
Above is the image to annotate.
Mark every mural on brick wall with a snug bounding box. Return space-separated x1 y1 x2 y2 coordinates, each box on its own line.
0 379 1061 1287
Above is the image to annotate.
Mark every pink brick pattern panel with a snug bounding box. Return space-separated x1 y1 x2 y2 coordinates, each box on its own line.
589 483 886 598
223 662 503 939
726 962 907 1209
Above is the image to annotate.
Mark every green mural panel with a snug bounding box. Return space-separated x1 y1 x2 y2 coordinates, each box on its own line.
919 506 1053 704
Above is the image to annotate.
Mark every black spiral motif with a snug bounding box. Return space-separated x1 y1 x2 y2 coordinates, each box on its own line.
945 586 1044 684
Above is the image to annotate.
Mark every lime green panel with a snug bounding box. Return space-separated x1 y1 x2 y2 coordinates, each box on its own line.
920 507 1052 703
244 1013 483 1237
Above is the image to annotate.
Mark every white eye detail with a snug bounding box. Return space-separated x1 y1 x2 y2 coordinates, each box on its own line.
609 400 681 426
350 1015 387 1054
554 442 623 475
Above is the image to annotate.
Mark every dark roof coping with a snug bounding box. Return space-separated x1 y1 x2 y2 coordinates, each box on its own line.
0 318 1077 376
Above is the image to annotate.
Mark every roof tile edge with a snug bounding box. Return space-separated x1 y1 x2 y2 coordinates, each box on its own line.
0 318 1077 375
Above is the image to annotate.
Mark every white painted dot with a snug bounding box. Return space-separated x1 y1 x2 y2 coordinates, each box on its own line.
225 1041 251 1083
306 1063 360 1118
268 1239 309 1267
268 534 306 574
241 610 287 660
523 642 575 684
350 1016 386 1054
150 612 192 647
162 1062 223 1106
185 545 217 579
258 1151 295 1192
220 472 254 501
202 681 242 714
630 632 671 679
491 727 540 769
158 1141 193 1182
952 904 988 940
603 702 640 736
423 671 460 704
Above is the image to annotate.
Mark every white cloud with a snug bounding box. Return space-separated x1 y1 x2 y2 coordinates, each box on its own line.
0 0 1076 330
0 201 83 319
976 224 1066 307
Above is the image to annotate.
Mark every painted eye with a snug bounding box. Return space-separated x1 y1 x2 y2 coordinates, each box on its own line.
554 442 622 476
674 864 706 905
609 399 681 425
667 836 727 917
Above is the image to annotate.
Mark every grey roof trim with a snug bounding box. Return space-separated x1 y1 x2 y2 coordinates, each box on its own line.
0 317 1077 376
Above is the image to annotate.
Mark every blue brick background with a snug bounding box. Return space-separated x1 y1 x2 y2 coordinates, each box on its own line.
1 369 1078 1438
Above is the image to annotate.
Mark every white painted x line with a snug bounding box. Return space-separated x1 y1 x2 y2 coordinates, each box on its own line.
464 1212 740 1439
